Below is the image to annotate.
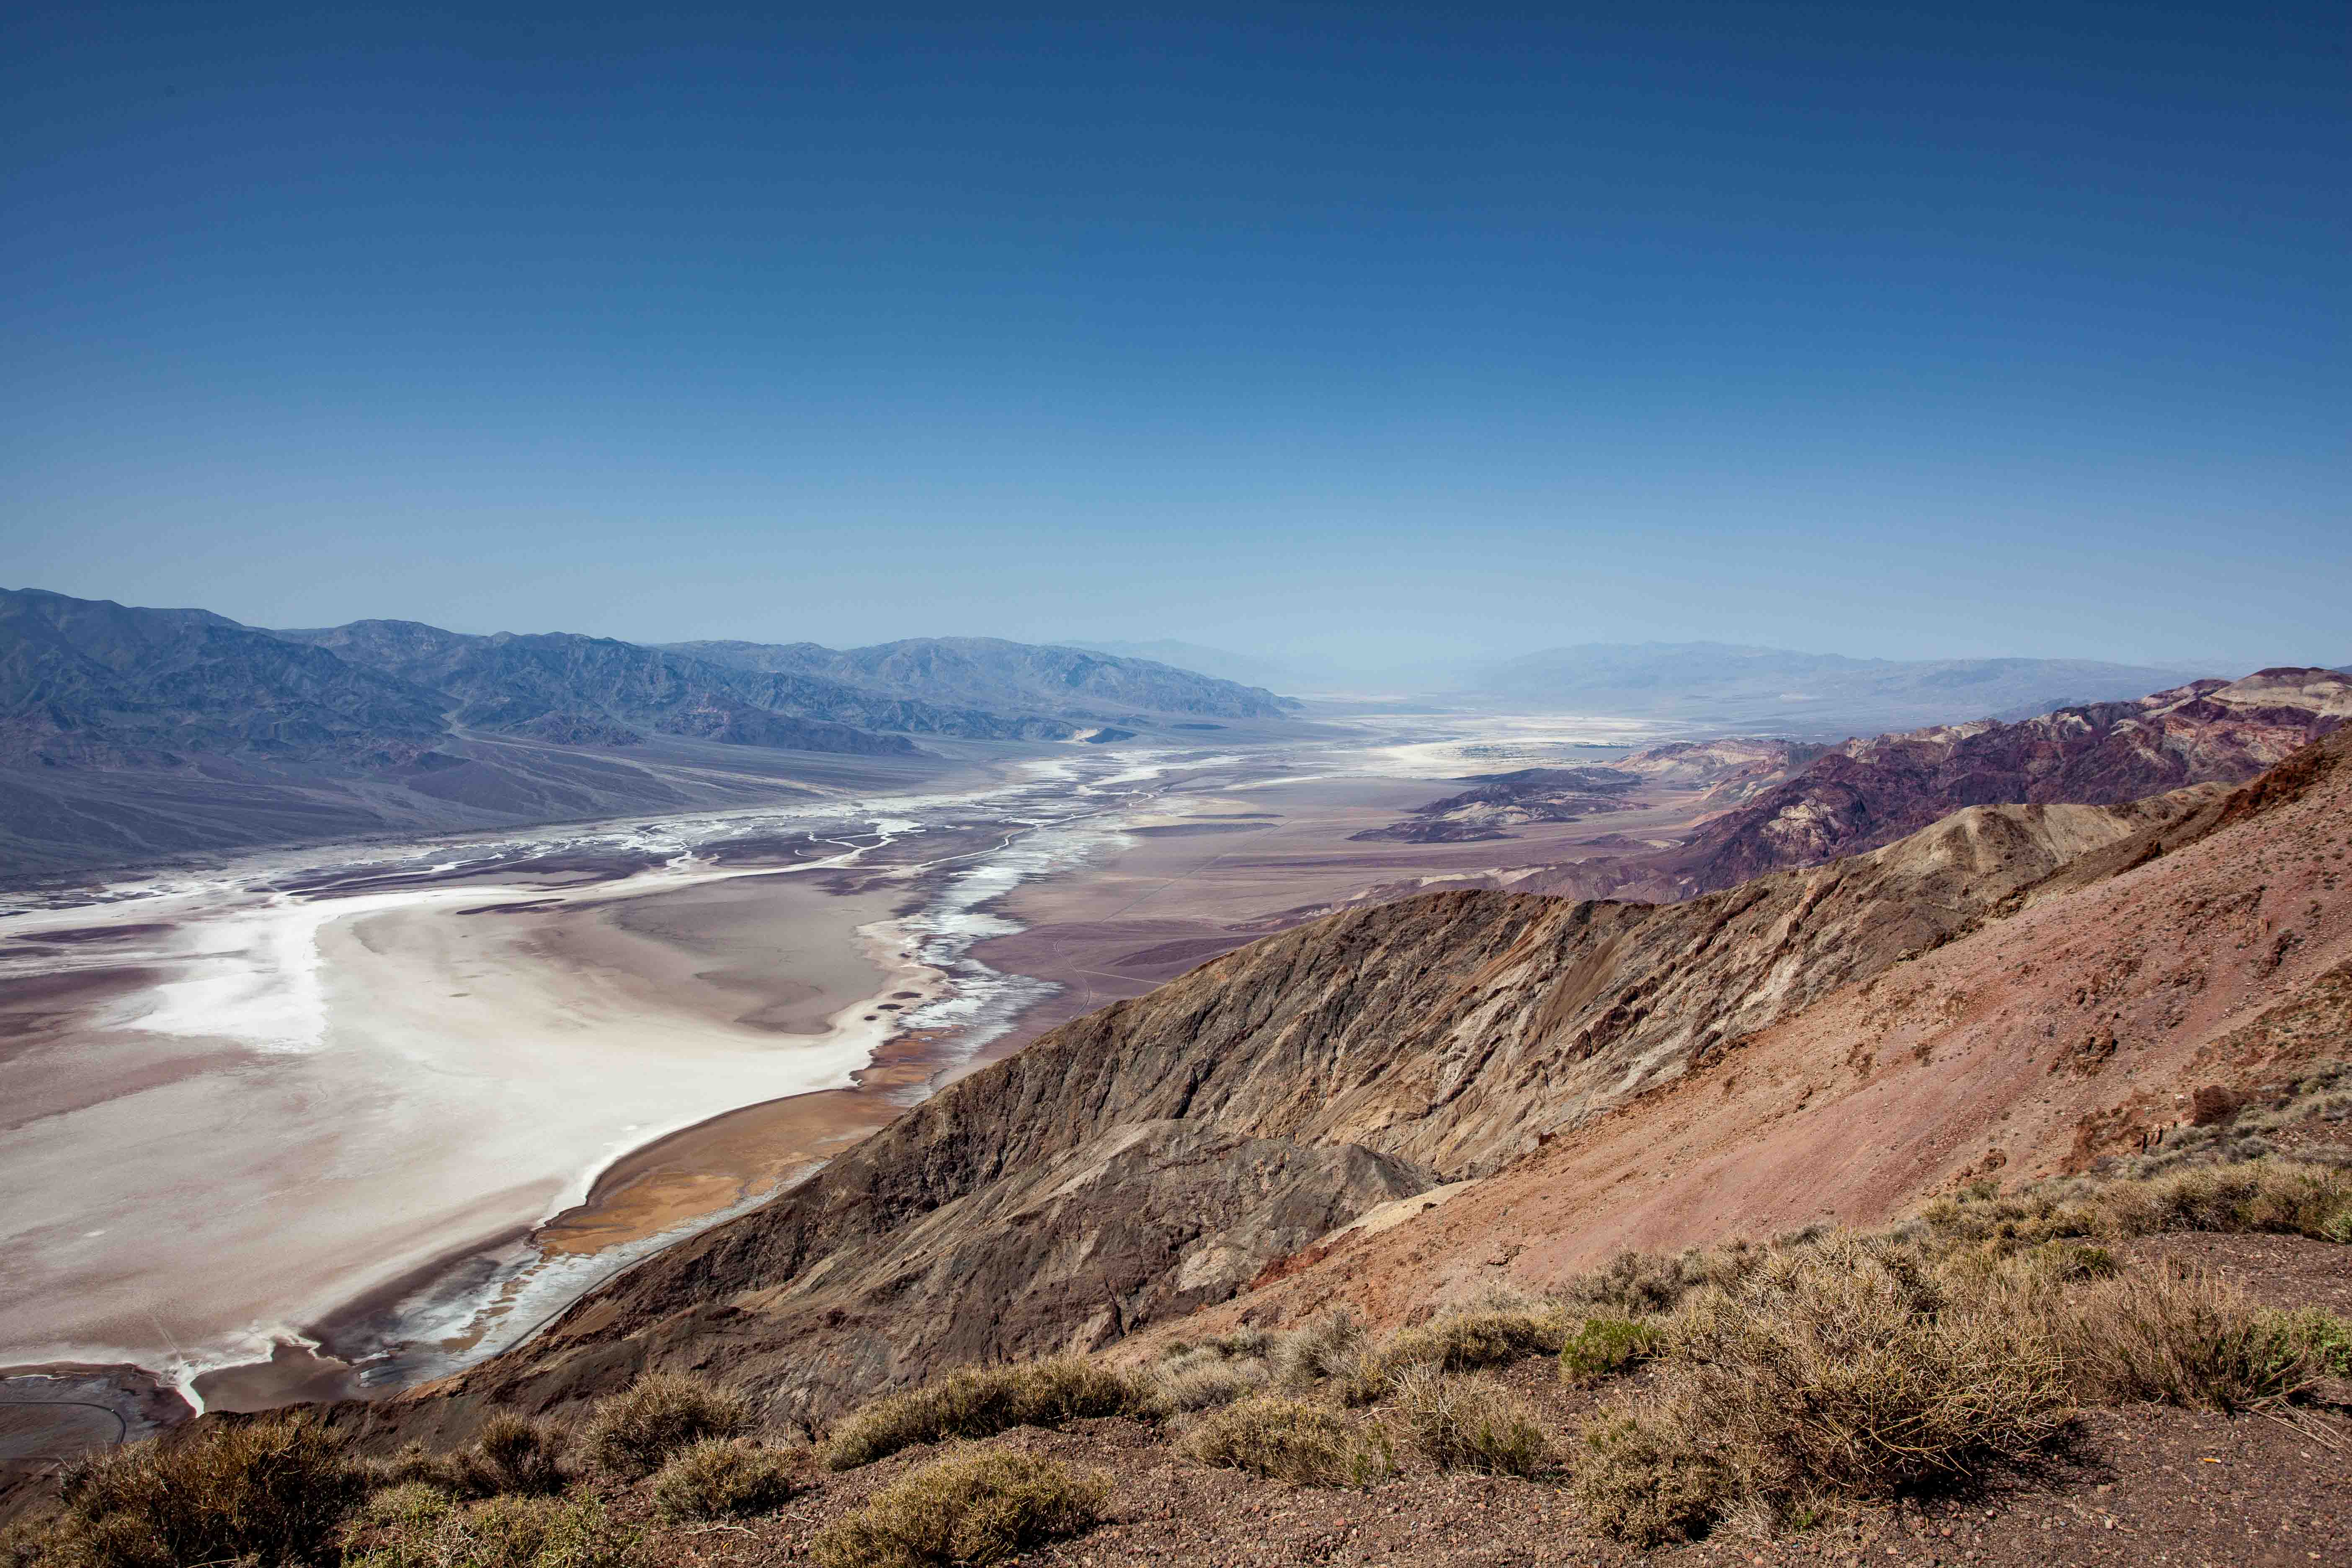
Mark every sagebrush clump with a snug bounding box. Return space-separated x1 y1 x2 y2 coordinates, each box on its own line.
33 1410 366 1568
1557 1315 1666 1382
823 1357 1159 1470
811 1449 1106 1568
583 1372 756 1480
1574 1233 2076 1543
1176 1395 1393 1488
341 1485 639 1568
650 1438 802 1522
1343 1308 1568 1401
1389 1366 1554 1477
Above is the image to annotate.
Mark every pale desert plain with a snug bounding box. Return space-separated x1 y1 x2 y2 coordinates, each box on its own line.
0 708 1741 1460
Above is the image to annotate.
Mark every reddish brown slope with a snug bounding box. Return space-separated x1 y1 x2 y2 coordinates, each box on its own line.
1141 727 2352 1345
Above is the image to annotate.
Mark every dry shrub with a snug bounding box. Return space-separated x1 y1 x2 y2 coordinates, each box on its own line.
583 1372 754 1480
1574 1235 2073 1544
342 1484 640 1568
2040 1263 2317 1411
33 1409 366 1568
1344 1309 1566 1402
650 1438 802 1522
448 1412 570 1498
1922 1159 2352 1248
1674 1238 2070 1497
2282 1307 2352 1378
1571 1412 1729 1547
1558 1316 1666 1383
1389 1366 1554 1477
1562 1239 1771 1318
1177 1395 1392 1488
1150 1351 1271 1412
2099 1161 2352 1242
823 1358 1158 1471
1272 1310 1368 1387
811 1449 1105 1568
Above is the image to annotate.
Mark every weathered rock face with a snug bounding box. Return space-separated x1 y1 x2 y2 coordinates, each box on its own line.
396 784 2215 1431
485 1123 1431 1428
1651 667 2347 897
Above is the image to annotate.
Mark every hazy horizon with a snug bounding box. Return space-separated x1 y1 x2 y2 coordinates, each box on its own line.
7 5 2345 673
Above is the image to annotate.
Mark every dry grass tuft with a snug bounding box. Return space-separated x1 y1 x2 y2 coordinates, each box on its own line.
823 1358 1159 1471
810 1449 1105 1568
1177 1395 1393 1488
25 1409 366 1568
1573 1234 2073 1544
1920 1159 2352 1248
341 1484 640 1568
1571 1412 1730 1547
1343 1309 1568 1402
447 1411 571 1498
583 1372 755 1480
650 1437 802 1522
1149 1350 1272 1412
1561 1238 1776 1318
1272 1310 1369 1387
2037 1262 2319 1411
1388 1366 1555 1477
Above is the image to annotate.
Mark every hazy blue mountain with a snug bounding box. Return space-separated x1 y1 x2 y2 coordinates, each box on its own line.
1 588 447 767
1470 642 2209 736
1059 639 1323 694
285 622 1066 745
671 637 1294 720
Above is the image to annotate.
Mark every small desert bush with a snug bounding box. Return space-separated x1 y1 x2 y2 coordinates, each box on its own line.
1573 1235 2073 1543
823 1358 1158 1470
37 1409 366 1568
1178 1395 1393 1488
2040 1263 2318 1411
1922 1159 2352 1248
811 1449 1105 1568
343 1485 640 1568
1558 1315 1666 1382
1389 1366 1554 1477
583 1372 754 1480
1571 1412 1730 1547
1272 1309 1369 1387
1561 1238 1772 1318
1162 1326 1276 1362
1149 1348 1272 1411
1344 1309 1567 1402
448 1412 570 1498
2282 1307 2352 1378
650 1437 802 1522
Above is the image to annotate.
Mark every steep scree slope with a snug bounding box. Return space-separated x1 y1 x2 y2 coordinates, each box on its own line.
392 782 2223 1429
1136 726 2352 1346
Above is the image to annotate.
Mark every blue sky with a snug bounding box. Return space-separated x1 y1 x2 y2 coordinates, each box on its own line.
4 4 2344 672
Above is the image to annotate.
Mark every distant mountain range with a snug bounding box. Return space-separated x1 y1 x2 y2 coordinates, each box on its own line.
1465 641 2211 735
0 588 1290 876
1063 640 1337 695
669 638 1296 722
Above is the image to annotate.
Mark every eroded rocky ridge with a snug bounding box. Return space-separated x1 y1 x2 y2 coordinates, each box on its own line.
393 774 2229 1433
1666 667 2347 894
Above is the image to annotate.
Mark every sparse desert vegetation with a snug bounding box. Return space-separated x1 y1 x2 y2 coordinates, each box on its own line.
581 1372 756 1481
810 1449 1106 1568
821 1358 1161 1470
1 1160 2345 1566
